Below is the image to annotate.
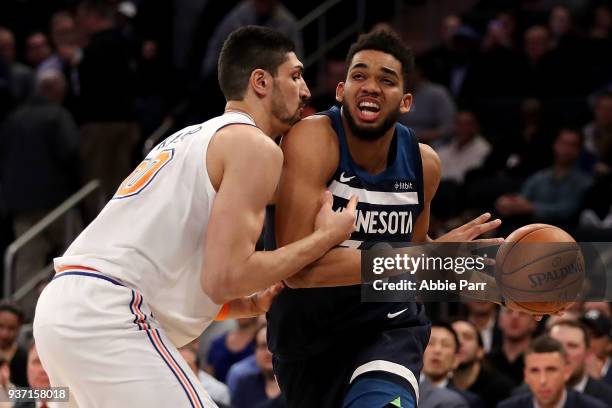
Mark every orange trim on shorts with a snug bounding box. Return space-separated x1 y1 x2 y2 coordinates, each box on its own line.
214 303 230 321
56 265 100 273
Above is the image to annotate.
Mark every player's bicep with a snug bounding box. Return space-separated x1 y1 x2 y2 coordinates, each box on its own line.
203 140 282 274
275 121 336 246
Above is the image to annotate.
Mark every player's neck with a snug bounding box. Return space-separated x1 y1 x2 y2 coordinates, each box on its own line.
342 118 396 175
225 101 277 139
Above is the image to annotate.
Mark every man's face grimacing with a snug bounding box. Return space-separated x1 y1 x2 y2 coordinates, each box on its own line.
270 52 310 130
336 49 412 140
524 352 571 408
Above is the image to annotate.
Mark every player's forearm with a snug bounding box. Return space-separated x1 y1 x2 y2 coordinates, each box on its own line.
285 247 362 288
207 229 335 303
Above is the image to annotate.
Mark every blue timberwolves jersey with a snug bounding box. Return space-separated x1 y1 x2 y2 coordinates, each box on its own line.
268 106 430 358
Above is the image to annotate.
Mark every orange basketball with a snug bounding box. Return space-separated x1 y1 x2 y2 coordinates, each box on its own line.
495 224 585 314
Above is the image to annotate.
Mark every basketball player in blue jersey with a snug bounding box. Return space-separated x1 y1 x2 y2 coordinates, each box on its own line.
267 30 506 408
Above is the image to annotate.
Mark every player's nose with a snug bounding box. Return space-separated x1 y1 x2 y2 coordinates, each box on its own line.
300 80 311 100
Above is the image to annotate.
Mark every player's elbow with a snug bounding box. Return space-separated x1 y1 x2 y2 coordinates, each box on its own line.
201 268 235 305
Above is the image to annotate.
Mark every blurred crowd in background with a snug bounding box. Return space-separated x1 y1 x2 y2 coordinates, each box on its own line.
0 0 612 407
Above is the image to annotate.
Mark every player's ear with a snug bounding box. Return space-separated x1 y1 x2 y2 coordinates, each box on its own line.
250 69 270 97
335 82 345 103
399 92 412 114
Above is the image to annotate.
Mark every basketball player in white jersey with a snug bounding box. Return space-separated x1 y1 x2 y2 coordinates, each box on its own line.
33 26 357 408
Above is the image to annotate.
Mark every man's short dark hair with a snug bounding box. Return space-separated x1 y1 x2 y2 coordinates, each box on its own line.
452 319 484 349
548 319 590 349
345 29 414 92
525 335 567 360
432 320 460 352
218 26 296 101
0 301 24 324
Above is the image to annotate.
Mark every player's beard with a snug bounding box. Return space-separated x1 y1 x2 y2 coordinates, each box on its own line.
342 100 399 141
271 81 303 127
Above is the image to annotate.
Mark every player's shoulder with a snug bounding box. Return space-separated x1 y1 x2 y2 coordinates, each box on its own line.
215 123 281 158
282 114 338 153
419 143 441 174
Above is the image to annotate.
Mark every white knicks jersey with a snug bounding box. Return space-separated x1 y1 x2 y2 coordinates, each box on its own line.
55 112 256 347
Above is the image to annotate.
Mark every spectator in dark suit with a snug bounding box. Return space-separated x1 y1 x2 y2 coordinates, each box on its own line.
497 335 606 408
581 310 612 386
464 301 502 353
550 319 612 405
423 322 484 407
452 320 515 407
231 324 281 408
486 308 537 386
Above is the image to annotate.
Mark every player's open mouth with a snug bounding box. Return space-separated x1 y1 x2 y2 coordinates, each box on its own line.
357 100 381 122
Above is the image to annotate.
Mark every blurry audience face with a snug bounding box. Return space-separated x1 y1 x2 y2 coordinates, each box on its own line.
524 351 571 407
549 324 587 383
51 12 76 47
441 15 461 46
452 320 483 366
588 332 611 360
453 111 479 144
553 129 581 167
0 29 15 63
270 52 310 128
26 33 52 66
595 95 612 128
423 326 458 382
525 26 551 62
179 347 199 375
254 327 273 377
499 308 537 341
549 6 572 37
27 345 50 388
594 6 612 32
324 60 346 95
0 311 21 350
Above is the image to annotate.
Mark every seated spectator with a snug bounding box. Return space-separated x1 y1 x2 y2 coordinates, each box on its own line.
205 317 257 383
549 320 612 404
581 310 612 385
231 325 281 408
452 320 515 406
584 91 612 176
24 32 52 69
486 308 537 386
422 321 483 407
226 354 258 395
464 301 501 353
437 113 491 184
399 60 456 147
0 27 33 104
495 128 592 229
498 335 606 408
0 302 27 387
179 345 230 408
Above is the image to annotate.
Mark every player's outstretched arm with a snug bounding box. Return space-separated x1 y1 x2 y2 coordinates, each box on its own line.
201 125 356 304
